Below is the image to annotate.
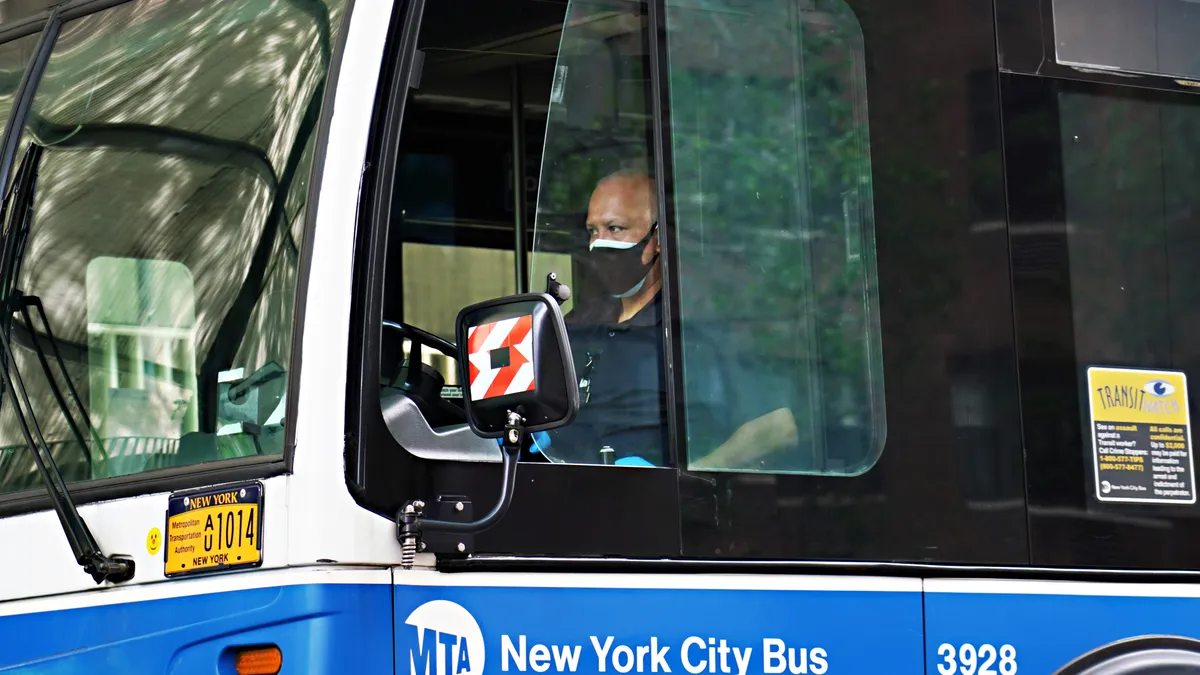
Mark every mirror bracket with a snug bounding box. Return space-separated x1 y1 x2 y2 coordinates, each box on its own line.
545 272 570 305
420 495 475 554
397 410 524 567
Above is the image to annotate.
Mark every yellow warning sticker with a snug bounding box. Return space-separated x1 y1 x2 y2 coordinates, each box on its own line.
1087 366 1195 504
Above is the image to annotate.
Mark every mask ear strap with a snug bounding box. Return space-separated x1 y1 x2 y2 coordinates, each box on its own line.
620 238 661 298
644 222 660 264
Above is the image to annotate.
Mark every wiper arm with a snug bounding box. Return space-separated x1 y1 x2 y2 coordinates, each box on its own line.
0 328 134 583
0 143 133 585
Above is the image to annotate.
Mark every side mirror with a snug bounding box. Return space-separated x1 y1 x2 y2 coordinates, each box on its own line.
455 292 578 438
396 293 578 561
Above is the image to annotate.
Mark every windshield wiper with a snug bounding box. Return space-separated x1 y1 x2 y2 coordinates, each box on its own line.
0 144 133 584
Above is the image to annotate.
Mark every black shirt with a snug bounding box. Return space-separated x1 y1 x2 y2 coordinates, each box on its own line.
546 293 669 465
542 293 798 468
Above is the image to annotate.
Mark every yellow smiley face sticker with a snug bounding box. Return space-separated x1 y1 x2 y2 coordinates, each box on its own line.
146 527 162 556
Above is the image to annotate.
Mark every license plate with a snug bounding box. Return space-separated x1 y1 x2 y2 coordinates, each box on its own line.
164 481 263 577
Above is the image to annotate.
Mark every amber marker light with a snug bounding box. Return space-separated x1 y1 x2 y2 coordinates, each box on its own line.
234 646 283 675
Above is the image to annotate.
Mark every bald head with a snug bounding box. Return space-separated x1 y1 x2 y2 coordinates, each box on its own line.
583 170 663 310
585 171 657 249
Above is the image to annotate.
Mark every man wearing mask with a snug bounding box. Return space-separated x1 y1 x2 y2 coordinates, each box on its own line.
583 169 663 322
541 168 669 466
538 168 800 469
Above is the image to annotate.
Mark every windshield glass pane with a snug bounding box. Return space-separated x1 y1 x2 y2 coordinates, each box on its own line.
528 0 664 466
0 33 36 143
0 0 346 493
0 0 54 25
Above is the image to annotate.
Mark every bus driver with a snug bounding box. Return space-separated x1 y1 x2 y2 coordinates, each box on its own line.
539 169 801 470
540 169 669 466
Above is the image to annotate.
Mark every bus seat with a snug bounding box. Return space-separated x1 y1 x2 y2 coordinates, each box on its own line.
381 389 503 463
174 431 221 466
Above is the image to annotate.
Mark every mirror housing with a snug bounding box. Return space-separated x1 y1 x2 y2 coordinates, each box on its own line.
396 293 577 560
455 292 578 438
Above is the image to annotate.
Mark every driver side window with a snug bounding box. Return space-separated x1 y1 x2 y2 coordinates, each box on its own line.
384 0 667 466
382 0 583 411
385 0 552 395
385 0 883 477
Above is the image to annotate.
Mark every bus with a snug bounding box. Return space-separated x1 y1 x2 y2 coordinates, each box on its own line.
3 0 1200 671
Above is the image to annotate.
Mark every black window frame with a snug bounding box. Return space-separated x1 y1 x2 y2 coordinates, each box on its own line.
0 0 357 518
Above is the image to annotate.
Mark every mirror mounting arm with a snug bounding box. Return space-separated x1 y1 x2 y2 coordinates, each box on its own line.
397 410 525 568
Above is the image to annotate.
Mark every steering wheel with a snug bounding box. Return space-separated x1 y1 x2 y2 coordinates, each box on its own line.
382 320 465 428
383 320 456 381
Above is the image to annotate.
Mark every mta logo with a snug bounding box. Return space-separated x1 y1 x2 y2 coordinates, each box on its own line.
404 600 486 675
1144 380 1176 398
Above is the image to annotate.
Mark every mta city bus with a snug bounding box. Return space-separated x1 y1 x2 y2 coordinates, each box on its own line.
6 0 1200 672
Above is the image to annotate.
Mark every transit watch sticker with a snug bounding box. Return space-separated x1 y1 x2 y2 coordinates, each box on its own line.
1087 366 1196 504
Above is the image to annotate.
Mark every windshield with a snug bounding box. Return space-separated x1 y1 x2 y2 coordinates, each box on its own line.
0 0 347 493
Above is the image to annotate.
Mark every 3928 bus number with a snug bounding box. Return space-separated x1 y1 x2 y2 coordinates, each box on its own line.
936 643 1017 675
202 506 256 552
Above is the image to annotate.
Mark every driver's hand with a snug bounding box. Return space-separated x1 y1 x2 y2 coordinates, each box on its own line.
690 407 798 470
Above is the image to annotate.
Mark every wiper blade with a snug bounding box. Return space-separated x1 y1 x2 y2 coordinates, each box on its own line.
0 143 133 585
11 292 105 467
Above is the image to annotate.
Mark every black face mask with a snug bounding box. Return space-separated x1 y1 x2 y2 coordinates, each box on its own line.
588 222 659 298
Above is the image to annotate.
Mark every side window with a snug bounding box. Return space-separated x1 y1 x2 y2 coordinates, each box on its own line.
382 0 572 396
0 0 346 494
665 0 884 473
387 0 878 473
